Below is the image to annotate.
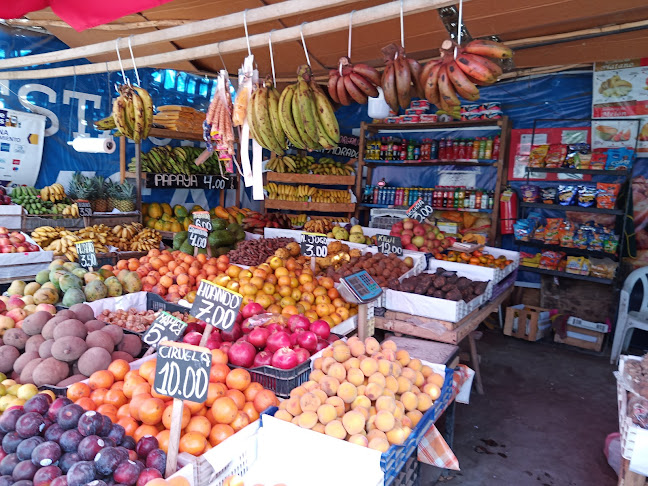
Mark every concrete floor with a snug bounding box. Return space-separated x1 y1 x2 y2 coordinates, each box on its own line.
421 331 619 486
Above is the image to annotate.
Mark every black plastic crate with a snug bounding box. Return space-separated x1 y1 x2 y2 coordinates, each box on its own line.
229 359 311 398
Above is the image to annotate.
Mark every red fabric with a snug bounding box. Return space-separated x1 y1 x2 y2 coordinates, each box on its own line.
0 0 174 32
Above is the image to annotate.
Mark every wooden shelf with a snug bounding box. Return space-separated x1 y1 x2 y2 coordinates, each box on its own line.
520 265 614 284
365 159 497 167
266 172 356 185
148 127 204 142
264 200 355 213
520 201 624 215
358 203 492 212
514 239 618 260
367 120 504 132
526 167 631 176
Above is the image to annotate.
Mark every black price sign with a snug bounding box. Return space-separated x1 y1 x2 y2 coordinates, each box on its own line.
190 279 242 331
145 173 237 190
300 233 328 258
406 198 434 223
192 211 212 231
77 201 92 217
75 240 98 269
142 311 188 348
188 224 208 249
153 342 212 403
377 234 403 256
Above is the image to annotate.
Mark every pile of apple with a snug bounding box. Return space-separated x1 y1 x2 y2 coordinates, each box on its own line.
0 229 40 254
182 303 336 371
0 187 10 206
0 295 56 340
389 219 453 253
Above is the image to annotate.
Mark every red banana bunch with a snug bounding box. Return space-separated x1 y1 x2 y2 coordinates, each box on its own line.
420 39 513 113
328 57 381 105
380 43 424 112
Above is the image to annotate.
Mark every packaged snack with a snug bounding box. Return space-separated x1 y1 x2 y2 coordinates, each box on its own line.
514 220 533 241
606 148 635 170
563 143 591 169
521 184 541 203
590 151 607 170
539 250 565 270
541 187 557 204
565 256 589 275
545 144 568 168
528 145 549 168
596 183 620 209
558 185 577 206
578 153 592 169
588 257 617 279
604 234 619 254
577 185 597 207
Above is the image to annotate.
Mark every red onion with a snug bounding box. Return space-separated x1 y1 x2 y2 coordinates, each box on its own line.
182 331 202 346
309 320 331 340
315 338 329 352
221 323 243 342
185 322 205 335
296 331 318 353
266 331 291 353
248 327 270 349
287 314 310 333
241 318 254 334
289 328 304 347
242 302 264 319
293 347 310 365
271 347 298 370
253 350 273 367
227 341 256 368
266 322 282 334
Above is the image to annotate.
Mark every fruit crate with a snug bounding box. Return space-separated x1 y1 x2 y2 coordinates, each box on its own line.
22 214 84 231
229 360 311 399
381 365 454 485
391 449 421 486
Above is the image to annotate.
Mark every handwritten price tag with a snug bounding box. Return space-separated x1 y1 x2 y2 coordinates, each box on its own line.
74 240 98 269
153 342 212 403
406 198 434 223
142 312 188 348
188 224 208 249
193 211 212 231
376 234 403 256
190 279 242 331
300 233 328 258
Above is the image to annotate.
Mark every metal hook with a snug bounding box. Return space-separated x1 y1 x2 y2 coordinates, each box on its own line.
216 41 227 73
127 35 141 86
299 22 311 67
243 9 251 57
348 10 355 59
400 0 405 49
268 29 276 86
115 37 127 85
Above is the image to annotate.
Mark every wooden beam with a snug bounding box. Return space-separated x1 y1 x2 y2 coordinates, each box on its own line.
4 19 192 30
0 0 463 80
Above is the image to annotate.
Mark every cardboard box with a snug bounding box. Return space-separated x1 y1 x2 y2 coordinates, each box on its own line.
504 305 552 341
554 324 605 351
437 222 459 234
567 316 610 333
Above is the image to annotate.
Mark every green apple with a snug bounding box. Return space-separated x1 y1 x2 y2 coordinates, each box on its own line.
17 384 38 401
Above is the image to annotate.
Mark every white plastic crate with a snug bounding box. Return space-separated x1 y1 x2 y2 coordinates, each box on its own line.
427 245 519 285
617 355 648 460
385 286 488 323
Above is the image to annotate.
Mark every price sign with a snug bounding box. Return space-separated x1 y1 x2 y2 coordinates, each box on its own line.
145 173 237 190
406 198 434 223
190 279 242 331
192 211 212 231
153 342 212 403
300 233 328 258
188 224 208 249
76 200 92 217
74 240 98 269
142 311 188 348
377 234 403 256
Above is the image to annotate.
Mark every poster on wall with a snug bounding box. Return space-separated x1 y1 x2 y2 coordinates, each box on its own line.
592 59 648 152
0 109 45 187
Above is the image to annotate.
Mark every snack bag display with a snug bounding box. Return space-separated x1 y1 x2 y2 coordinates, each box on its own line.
521 184 541 203
539 250 565 270
545 144 568 168
563 143 591 169
590 151 608 170
565 256 590 275
596 183 620 209
606 148 635 170
589 257 617 279
558 185 577 206
577 185 597 208
528 145 549 168
542 187 557 204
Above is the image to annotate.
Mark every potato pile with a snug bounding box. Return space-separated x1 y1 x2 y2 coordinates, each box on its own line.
388 268 488 302
0 303 143 387
274 337 446 452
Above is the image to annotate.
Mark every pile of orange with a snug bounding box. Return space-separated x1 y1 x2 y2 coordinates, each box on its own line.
66 350 279 456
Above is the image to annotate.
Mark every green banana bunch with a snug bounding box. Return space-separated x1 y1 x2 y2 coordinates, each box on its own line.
277 65 341 151
265 154 313 174
112 85 154 142
129 145 226 176
248 77 287 155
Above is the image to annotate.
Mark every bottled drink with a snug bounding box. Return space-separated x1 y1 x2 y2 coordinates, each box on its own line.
407 139 415 160
439 138 447 160
464 189 471 209
485 137 493 159
430 139 439 160
472 138 480 159
492 136 500 160
373 186 379 204
446 138 454 160
469 190 476 209
400 139 407 160
475 189 483 209
478 138 486 159
413 143 421 160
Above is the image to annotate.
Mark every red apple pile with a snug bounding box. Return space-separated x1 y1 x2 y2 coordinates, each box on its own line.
182 303 336 371
0 187 11 205
0 229 40 254
389 218 454 253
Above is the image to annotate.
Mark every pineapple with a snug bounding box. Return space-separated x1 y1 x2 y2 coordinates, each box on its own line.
67 171 83 200
75 175 93 202
104 179 115 211
93 175 107 212
107 181 120 211
113 181 136 212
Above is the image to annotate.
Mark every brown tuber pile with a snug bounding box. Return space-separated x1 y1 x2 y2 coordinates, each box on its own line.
389 268 488 302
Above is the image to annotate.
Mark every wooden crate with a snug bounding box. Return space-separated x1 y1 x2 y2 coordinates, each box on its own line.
503 305 551 341
554 324 605 352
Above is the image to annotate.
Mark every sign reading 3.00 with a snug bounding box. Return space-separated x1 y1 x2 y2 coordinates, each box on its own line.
190 279 242 331
153 342 212 403
74 239 98 269
300 232 328 258
406 198 434 223
142 311 188 348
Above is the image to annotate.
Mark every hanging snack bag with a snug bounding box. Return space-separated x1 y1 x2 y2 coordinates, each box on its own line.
558 185 577 206
590 150 607 170
563 143 591 169
528 145 549 168
596 183 620 209
541 187 557 204
577 185 597 208
521 184 541 203
539 250 565 270
545 144 568 168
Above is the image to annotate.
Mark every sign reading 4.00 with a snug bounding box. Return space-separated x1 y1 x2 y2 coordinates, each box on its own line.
300 232 328 258
188 224 208 249
190 279 242 331
153 342 212 403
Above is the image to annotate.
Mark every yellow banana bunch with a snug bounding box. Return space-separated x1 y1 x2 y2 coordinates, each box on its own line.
112 85 153 142
40 183 67 202
62 204 80 218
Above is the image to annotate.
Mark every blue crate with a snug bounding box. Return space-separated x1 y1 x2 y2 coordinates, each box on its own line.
381 366 454 485
391 449 421 486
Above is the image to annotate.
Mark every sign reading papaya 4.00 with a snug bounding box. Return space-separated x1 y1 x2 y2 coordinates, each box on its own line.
153 342 212 403
190 279 242 331
300 232 328 258
142 311 188 348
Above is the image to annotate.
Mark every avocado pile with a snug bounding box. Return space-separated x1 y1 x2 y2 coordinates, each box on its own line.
172 218 246 256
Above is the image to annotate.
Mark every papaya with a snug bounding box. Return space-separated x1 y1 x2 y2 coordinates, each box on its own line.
211 218 227 231
191 205 204 213
214 206 230 220
147 202 163 219
161 203 172 216
171 222 183 233
173 204 188 219
146 218 157 229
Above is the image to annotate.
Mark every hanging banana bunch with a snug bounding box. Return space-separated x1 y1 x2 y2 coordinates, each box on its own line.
380 43 425 112
248 77 288 155
110 84 154 142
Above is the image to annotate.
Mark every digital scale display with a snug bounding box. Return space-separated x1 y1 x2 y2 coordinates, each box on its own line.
340 270 382 304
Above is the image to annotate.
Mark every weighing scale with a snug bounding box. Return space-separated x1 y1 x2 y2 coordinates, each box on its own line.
338 270 383 340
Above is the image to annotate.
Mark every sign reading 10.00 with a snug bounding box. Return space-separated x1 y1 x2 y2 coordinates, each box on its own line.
153 342 212 403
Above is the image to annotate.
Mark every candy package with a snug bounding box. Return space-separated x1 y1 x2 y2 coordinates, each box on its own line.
590 151 608 170
521 184 541 203
545 144 568 168
606 148 635 170
558 185 577 206
528 145 549 168
596 183 620 209
577 185 597 207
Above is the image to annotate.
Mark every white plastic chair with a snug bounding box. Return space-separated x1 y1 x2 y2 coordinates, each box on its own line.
611 266 648 364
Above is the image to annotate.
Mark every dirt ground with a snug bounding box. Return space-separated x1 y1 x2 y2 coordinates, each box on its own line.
420 330 619 486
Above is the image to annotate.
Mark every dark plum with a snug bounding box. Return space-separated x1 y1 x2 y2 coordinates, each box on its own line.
112 460 142 486
0 476 12 486
58 452 80 474
136 468 162 486
57 405 83 430
51 476 68 486
23 395 50 415
127 450 138 462
15 412 45 438
33 465 62 486
77 435 105 461
107 424 124 444
48 398 72 422
94 447 127 476
58 429 83 453
77 411 103 437
0 453 19 475
87 482 108 486
44 423 64 442
16 437 44 461
135 435 158 459
65 461 96 486
31 441 62 467
13 480 34 486
145 449 166 476
120 435 135 450
2 431 22 453
0 408 24 433
98 415 112 437
102 438 116 447
0 447 5 462
12 460 38 480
